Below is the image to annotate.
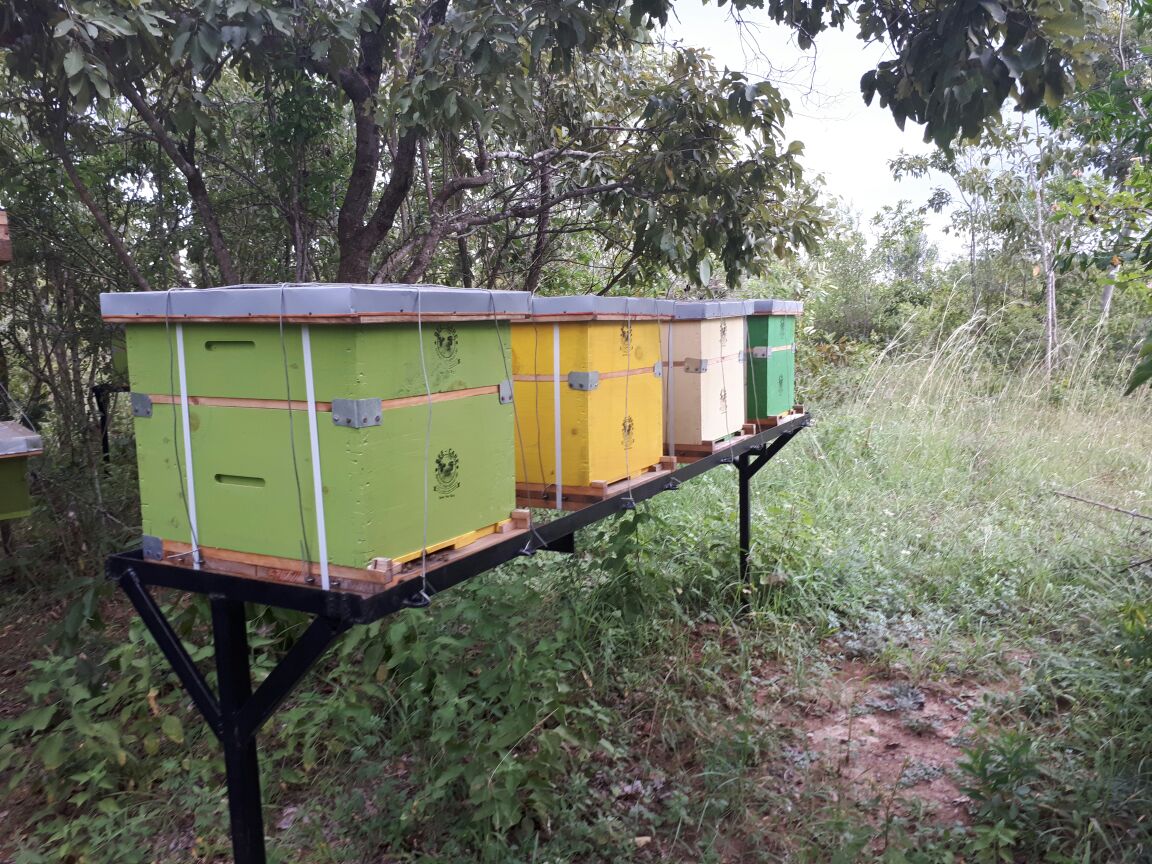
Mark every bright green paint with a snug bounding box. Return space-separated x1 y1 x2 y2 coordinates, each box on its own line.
136 396 514 567
126 320 517 566
125 321 512 401
746 315 797 418
0 458 33 520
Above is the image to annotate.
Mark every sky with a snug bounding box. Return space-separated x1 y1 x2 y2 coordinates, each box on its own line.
663 3 964 257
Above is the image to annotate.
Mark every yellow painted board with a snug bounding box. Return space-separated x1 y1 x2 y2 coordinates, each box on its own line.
662 316 747 446
512 320 664 488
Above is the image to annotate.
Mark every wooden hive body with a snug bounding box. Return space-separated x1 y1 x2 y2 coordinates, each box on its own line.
107 285 526 573
745 300 801 421
661 303 747 450
511 298 664 493
0 211 10 266
0 421 43 521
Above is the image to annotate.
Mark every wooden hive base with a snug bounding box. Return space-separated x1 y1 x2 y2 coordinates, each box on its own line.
666 425 759 463
158 510 532 596
516 458 675 511
748 406 805 429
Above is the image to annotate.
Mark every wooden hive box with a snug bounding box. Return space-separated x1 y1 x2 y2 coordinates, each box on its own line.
745 299 802 423
660 300 748 455
100 284 531 588
511 296 667 508
0 420 43 521
0 211 10 267
0 210 10 293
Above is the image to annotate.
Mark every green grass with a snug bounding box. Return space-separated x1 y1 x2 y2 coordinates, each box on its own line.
3 325 1151 862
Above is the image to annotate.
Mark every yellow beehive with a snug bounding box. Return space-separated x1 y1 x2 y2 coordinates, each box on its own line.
661 300 748 453
512 297 665 506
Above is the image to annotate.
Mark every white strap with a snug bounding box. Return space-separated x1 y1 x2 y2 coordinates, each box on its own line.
301 326 331 590
175 324 201 569
553 323 563 509
665 320 675 460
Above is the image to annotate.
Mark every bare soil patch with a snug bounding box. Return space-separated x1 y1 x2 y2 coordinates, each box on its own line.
797 658 1014 823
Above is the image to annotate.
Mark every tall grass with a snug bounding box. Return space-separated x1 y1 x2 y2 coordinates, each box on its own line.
4 317 1152 862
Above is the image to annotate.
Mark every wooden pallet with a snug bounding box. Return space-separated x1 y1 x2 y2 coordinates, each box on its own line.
748 407 805 429
516 458 676 511
666 425 758 463
158 509 533 595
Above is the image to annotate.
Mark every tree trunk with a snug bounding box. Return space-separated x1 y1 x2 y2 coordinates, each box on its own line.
117 80 238 284
1030 165 1057 381
55 141 152 292
523 165 553 293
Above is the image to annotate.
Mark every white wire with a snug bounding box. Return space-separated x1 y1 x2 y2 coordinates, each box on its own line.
552 322 563 509
163 288 201 566
278 283 315 577
416 290 434 596
174 323 201 569
621 298 635 505
300 325 330 591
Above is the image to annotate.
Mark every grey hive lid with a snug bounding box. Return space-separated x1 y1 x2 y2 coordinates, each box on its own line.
0 420 43 458
745 299 803 316
662 299 748 320
527 295 665 318
100 283 532 320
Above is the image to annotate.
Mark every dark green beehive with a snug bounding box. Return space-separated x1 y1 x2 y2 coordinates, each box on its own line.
745 299 802 421
0 420 42 521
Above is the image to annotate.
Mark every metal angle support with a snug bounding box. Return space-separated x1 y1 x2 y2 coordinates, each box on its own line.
331 398 383 428
234 614 350 742
115 569 222 738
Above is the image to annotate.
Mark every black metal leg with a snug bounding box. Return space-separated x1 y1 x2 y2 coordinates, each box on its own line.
119 570 222 737
738 452 752 585
736 429 803 591
116 577 352 864
211 597 266 864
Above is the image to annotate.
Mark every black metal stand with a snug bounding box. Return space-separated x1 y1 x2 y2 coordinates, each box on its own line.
106 415 809 864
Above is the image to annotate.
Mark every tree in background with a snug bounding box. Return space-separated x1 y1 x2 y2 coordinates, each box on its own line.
0 0 1101 290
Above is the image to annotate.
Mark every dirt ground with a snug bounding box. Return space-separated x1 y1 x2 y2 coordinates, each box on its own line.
795 657 1013 824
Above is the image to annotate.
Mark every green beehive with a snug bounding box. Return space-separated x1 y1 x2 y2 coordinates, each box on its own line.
100 284 531 586
744 299 802 421
0 420 42 521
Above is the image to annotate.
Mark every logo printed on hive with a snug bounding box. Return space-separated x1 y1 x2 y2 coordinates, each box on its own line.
719 387 728 414
622 415 635 449
719 320 728 347
434 448 461 498
619 322 633 355
433 325 460 362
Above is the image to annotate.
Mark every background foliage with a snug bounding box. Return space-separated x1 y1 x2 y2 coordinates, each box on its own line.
2 0 1152 861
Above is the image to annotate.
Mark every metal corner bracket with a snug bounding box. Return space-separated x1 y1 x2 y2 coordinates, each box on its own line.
567 371 600 391
331 398 383 428
130 392 153 418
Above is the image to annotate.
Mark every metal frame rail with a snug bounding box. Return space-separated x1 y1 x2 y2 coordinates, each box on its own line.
104 414 809 864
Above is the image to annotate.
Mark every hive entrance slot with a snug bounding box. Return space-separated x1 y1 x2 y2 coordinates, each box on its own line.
214 473 266 488
204 340 256 351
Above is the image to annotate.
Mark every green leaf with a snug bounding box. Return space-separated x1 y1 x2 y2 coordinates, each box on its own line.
39 733 65 770
25 704 56 732
53 18 75 37
63 48 85 78
161 714 184 744
1125 337 1152 395
977 0 1007 24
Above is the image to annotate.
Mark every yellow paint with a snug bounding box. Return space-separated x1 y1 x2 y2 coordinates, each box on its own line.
511 320 664 488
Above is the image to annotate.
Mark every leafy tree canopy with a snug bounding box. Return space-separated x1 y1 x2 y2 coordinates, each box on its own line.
0 0 1102 290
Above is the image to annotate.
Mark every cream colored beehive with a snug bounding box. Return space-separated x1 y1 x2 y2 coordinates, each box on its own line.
660 300 747 454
